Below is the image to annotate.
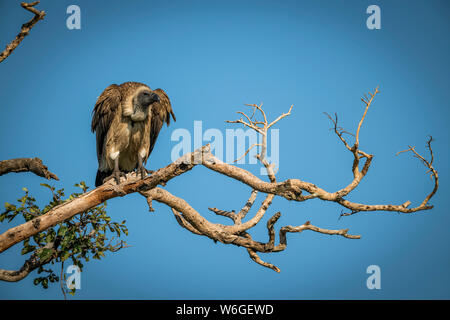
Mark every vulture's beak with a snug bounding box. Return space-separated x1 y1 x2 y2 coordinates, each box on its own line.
151 92 160 103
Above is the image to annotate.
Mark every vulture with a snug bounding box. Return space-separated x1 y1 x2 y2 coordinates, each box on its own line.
91 81 175 187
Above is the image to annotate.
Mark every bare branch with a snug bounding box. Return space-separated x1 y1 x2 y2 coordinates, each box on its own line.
236 189 258 223
323 112 353 151
225 119 264 134
0 89 439 276
0 158 59 180
0 241 55 282
233 143 261 163
227 103 294 183
267 104 293 129
246 248 281 273
245 103 267 124
171 208 203 236
0 145 211 253
356 86 379 148
223 194 275 235
139 187 359 272
208 207 237 222
0 2 46 63
392 137 439 211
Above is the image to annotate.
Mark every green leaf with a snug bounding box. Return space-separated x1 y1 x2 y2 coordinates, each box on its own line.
46 232 54 243
57 226 68 237
38 248 53 261
61 251 70 262
40 183 53 191
21 245 36 255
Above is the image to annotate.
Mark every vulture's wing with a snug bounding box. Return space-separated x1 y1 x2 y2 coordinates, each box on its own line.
91 84 122 163
147 88 176 160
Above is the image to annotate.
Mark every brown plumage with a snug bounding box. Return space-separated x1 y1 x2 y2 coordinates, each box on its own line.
91 81 175 186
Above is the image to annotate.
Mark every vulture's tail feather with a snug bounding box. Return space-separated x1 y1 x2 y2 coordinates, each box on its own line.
95 169 111 187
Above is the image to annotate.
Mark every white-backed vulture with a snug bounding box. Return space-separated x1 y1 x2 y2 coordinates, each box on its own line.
91 81 175 187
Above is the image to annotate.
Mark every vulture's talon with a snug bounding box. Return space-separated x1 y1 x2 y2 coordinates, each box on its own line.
139 166 147 180
102 171 125 185
113 170 122 185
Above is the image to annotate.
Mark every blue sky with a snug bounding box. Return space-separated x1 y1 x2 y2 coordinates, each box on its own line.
0 0 449 299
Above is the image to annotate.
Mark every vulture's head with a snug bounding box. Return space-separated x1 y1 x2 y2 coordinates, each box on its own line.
130 89 160 122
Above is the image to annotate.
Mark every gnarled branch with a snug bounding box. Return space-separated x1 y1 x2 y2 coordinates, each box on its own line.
0 158 59 180
0 146 210 254
0 87 439 275
0 2 46 63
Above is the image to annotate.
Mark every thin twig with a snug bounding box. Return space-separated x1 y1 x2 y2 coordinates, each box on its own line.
0 2 46 63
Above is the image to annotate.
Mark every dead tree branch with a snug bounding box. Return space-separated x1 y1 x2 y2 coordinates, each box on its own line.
0 87 439 274
0 146 209 253
0 158 59 180
0 2 46 63
140 187 360 272
0 241 55 282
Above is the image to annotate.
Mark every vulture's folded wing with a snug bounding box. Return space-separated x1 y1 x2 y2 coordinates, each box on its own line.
91 84 122 163
147 88 176 160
